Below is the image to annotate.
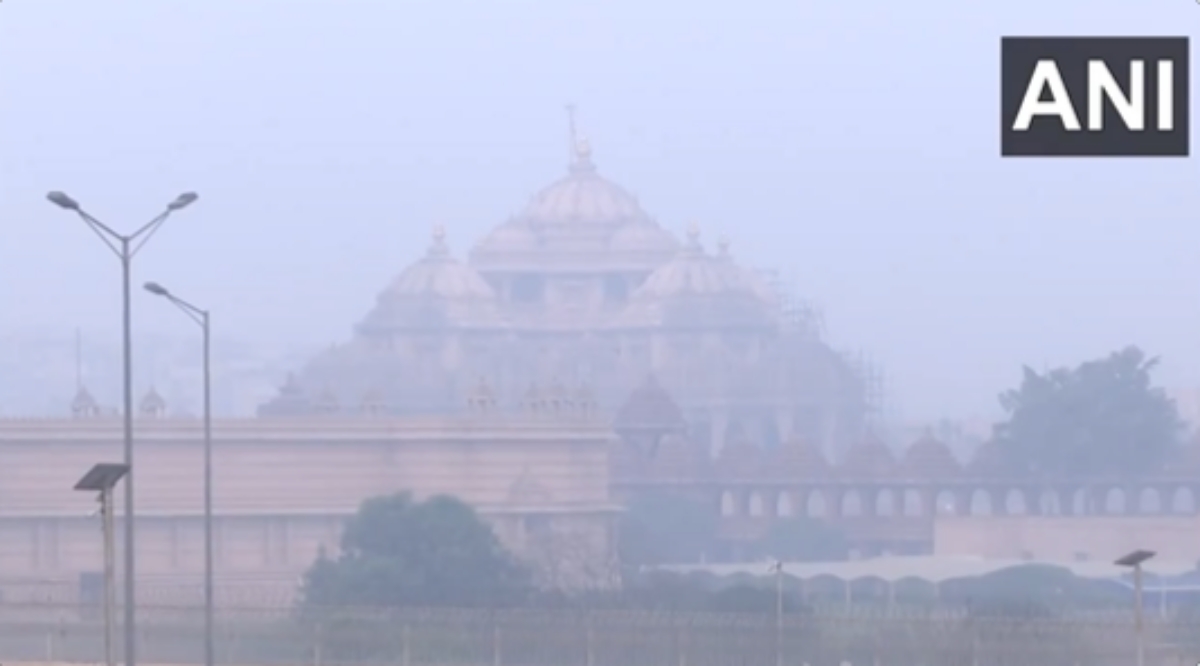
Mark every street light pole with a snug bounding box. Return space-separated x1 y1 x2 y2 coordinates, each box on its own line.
47 191 198 666
144 281 213 666
768 560 783 666
1115 549 1156 666
73 463 130 666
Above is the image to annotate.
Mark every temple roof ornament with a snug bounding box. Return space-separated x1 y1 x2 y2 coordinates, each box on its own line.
521 382 543 415
901 432 961 477
70 386 100 418
544 379 571 414
570 136 595 173
139 388 167 418
466 376 498 414
613 374 686 442
573 382 597 418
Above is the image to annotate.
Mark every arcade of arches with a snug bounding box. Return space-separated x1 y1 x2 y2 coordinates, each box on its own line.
612 378 1200 558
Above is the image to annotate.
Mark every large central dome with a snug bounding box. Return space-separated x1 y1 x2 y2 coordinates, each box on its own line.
470 139 678 273
519 139 650 229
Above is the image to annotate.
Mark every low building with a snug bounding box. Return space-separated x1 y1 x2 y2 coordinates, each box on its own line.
0 385 619 604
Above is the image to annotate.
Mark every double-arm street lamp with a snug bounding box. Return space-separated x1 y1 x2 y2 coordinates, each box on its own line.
46 190 199 666
144 282 214 666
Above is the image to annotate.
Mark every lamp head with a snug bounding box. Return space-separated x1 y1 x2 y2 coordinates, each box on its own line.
1115 550 1156 568
46 191 80 210
143 281 170 297
168 192 198 211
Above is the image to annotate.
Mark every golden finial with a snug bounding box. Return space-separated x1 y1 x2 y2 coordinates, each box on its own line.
432 223 445 242
686 222 699 241
574 136 592 159
717 235 730 255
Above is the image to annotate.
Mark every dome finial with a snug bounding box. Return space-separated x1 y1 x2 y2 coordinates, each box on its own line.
575 136 591 158
717 235 730 256
570 135 595 173
427 223 449 257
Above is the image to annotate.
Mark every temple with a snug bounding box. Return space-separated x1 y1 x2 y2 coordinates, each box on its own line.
259 137 868 460
0 133 1198 605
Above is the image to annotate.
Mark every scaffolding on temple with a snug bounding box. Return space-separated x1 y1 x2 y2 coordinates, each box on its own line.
757 269 825 341
852 351 888 428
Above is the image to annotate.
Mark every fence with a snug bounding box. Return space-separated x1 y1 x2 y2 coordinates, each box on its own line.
1 602 1198 666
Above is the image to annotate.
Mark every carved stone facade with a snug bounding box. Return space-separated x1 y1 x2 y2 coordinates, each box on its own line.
616 435 1200 558
610 378 1200 559
0 398 618 603
258 140 866 460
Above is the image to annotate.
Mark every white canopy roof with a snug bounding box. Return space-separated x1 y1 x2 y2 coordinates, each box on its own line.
659 556 1200 584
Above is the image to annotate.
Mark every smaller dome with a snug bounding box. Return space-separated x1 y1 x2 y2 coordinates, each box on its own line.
609 222 679 256
632 225 767 301
382 226 495 301
473 221 541 256
613 375 687 437
900 433 961 477
840 433 896 477
772 435 830 478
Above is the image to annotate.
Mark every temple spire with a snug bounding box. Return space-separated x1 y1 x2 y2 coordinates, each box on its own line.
565 103 578 163
565 104 595 173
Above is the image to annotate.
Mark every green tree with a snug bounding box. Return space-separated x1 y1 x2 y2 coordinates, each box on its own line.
756 517 848 561
993 346 1182 476
302 492 530 609
618 492 718 566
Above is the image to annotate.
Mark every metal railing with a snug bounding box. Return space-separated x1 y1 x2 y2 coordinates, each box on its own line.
2 601 1198 666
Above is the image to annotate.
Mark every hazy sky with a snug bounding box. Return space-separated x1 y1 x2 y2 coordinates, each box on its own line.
2 0 1198 422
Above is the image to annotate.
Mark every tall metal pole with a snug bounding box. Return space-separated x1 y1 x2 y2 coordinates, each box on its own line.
47 189 198 666
775 565 783 666
119 241 137 666
202 310 214 666
1134 564 1144 666
142 281 213 666
102 488 117 666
